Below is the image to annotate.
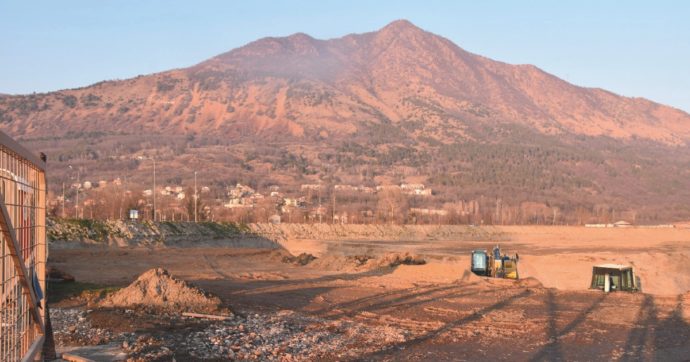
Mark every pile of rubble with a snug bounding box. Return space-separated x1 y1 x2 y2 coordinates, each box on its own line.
99 268 222 313
158 311 408 360
51 307 411 361
282 252 317 266
51 308 115 346
311 252 426 272
51 267 414 360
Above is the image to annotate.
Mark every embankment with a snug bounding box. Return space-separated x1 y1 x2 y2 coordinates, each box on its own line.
47 219 278 249
48 219 508 249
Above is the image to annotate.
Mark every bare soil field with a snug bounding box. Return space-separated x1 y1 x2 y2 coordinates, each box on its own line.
48 226 690 361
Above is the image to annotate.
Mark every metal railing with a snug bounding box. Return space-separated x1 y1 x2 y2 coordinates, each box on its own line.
0 131 46 362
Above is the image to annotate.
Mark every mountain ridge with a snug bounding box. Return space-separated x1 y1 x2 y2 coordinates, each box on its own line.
1 20 688 144
2 20 690 223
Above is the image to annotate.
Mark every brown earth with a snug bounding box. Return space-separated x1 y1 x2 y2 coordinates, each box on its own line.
99 267 222 313
48 226 690 360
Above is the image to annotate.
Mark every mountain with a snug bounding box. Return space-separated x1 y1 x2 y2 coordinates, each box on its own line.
2 20 690 223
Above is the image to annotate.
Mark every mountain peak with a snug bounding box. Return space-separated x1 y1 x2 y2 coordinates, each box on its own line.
375 19 431 43
380 19 420 32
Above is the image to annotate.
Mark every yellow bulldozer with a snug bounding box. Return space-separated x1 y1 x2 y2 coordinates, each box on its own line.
470 245 519 279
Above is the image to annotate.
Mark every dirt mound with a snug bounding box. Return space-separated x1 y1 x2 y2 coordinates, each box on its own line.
282 252 317 266
311 252 426 272
100 268 221 313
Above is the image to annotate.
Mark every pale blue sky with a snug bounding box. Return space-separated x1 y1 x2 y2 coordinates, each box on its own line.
1 1 688 111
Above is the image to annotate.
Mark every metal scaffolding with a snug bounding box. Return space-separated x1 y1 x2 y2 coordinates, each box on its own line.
0 131 46 362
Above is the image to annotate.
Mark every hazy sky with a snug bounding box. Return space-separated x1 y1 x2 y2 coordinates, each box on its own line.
1 1 688 111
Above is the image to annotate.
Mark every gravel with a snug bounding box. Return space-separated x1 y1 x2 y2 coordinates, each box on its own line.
51 307 411 361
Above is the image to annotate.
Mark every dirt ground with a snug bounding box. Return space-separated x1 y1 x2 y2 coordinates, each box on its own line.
48 226 690 361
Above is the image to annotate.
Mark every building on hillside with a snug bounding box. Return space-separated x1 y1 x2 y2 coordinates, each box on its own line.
301 184 321 191
228 183 255 198
225 183 259 208
281 197 306 212
400 183 432 196
333 212 349 224
412 188 432 196
358 186 375 194
409 207 448 216
334 184 357 192
376 185 401 192
613 220 632 228
400 183 425 191
585 223 613 228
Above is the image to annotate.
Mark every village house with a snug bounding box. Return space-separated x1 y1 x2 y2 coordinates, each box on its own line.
400 183 432 196
376 185 401 191
358 186 375 194
281 197 306 211
224 183 266 208
333 212 349 224
409 207 448 216
301 184 321 191
400 183 425 191
229 183 256 198
334 184 357 192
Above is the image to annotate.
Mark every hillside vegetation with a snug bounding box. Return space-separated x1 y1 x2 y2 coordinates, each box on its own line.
4 20 690 223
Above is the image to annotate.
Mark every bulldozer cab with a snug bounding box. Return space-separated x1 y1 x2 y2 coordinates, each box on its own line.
590 264 638 292
471 250 491 276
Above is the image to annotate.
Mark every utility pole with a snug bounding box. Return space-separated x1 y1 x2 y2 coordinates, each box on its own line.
76 170 80 218
194 171 198 223
61 182 65 218
153 158 156 221
318 182 322 224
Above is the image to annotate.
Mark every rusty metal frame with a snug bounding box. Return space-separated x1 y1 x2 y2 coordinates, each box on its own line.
0 129 47 361
0 200 43 330
0 132 45 172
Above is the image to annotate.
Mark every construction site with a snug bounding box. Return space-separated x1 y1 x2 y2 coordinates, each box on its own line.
40 220 690 361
